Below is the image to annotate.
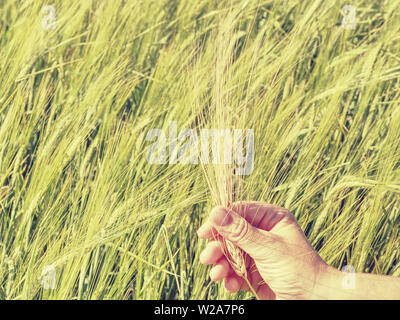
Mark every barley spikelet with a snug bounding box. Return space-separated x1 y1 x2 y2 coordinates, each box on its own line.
221 213 260 300
225 239 246 276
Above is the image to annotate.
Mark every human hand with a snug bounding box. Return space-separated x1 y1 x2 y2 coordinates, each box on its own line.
197 202 329 300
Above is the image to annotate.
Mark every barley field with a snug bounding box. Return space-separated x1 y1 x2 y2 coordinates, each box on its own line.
0 0 399 300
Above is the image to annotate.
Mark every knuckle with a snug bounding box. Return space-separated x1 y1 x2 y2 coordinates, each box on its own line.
280 208 295 220
230 217 249 242
231 202 245 216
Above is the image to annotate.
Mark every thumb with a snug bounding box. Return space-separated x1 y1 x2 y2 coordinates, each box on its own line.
209 206 274 260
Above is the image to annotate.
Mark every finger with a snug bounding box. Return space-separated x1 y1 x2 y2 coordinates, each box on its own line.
224 276 241 293
209 258 230 281
224 274 246 293
199 241 224 265
232 202 290 231
226 269 249 291
209 206 278 260
197 221 218 239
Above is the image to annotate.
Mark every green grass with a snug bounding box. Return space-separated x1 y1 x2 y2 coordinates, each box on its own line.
0 0 399 299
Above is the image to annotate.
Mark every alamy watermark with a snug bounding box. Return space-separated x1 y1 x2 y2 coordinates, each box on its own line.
42 5 56 30
341 265 356 290
341 5 356 30
145 121 254 175
41 265 56 290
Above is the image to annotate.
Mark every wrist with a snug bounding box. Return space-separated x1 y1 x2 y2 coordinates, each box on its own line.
310 263 342 300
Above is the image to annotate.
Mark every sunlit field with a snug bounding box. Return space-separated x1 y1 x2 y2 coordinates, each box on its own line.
0 0 399 300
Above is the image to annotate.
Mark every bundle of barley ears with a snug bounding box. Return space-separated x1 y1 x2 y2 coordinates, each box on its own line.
200 7 260 300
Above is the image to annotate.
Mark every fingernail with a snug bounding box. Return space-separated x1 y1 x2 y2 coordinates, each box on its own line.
199 250 207 264
210 207 232 226
197 224 207 236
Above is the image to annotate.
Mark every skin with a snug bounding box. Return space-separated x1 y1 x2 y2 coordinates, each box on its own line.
197 202 400 300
